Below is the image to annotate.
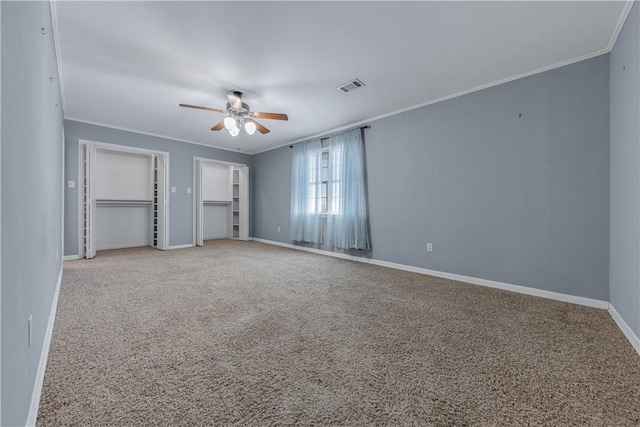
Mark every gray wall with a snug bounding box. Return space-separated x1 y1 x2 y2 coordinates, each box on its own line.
610 2 640 337
64 120 253 255
253 145 292 243
254 54 610 301
1 2 64 425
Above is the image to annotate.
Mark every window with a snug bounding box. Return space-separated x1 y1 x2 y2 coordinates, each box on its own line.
291 129 370 250
329 144 342 215
309 149 328 213
307 142 344 215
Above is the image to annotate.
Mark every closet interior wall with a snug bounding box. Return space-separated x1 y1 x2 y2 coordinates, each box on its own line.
94 148 153 251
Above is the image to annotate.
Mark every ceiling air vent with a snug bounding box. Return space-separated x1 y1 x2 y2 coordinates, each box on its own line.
337 78 366 93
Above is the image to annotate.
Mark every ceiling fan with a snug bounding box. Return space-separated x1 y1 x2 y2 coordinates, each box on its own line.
179 91 288 136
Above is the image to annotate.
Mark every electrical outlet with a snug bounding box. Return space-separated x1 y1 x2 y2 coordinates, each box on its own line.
68 180 75 188
277 226 281 232
187 187 192 194
171 186 176 193
427 243 433 252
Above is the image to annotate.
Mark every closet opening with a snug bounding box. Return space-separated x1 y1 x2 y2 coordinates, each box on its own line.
193 158 249 246
78 140 169 258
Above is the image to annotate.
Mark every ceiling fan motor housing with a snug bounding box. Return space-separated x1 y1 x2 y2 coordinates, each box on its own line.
226 102 251 115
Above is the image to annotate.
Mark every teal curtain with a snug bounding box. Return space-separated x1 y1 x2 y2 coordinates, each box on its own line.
290 139 323 243
327 129 370 250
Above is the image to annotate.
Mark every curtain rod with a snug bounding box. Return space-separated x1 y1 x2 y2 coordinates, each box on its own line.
289 125 370 148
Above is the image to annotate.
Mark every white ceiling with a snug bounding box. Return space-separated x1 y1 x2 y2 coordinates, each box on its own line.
53 1 631 154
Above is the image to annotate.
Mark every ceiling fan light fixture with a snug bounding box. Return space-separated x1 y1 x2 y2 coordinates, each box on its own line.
224 116 237 131
244 121 256 135
229 126 240 137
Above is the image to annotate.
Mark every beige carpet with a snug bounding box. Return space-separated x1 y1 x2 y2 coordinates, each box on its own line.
38 240 640 426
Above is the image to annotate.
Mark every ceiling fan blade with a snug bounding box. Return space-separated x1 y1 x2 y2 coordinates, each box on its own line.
226 92 242 110
179 103 225 113
249 111 288 121
250 119 270 134
210 120 225 131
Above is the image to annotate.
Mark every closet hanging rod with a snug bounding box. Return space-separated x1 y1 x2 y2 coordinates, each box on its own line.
95 199 153 206
203 200 232 205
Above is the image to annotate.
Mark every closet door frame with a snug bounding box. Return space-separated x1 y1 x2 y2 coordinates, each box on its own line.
237 165 250 241
195 159 204 246
192 157 248 246
77 139 170 258
84 143 97 258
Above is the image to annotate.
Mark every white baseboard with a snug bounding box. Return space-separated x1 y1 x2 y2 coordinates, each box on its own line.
63 254 79 261
608 304 640 356
167 244 194 250
251 238 609 310
26 265 63 426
